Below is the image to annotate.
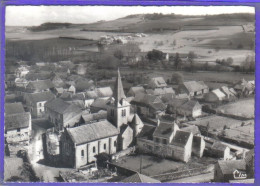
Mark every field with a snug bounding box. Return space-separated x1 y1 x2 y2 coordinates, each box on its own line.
224 121 254 145
112 154 216 177
185 115 251 132
6 25 254 66
217 98 254 119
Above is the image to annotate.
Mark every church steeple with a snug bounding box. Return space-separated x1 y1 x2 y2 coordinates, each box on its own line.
113 68 126 106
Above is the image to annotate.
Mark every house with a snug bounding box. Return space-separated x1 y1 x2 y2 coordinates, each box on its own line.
26 79 54 93
220 86 234 99
5 102 25 115
148 77 167 88
177 100 202 118
90 97 110 113
131 93 166 118
75 64 87 75
75 80 95 92
50 73 65 88
67 85 76 94
45 98 82 131
137 121 194 162
146 87 175 97
5 74 16 89
80 110 107 124
5 112 31 144
24 92 55 118
15 78 28 88
60 120 119 168
127 86 145 97
15 66 29 78
96 87 113 98
204 89 226 102
121 172 161 183
178 81 209 97
209 142 230 160
84 90 98 108
214 160 247 182
167 98 189 115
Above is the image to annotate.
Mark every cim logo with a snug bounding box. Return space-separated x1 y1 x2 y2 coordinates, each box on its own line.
233 169 247 179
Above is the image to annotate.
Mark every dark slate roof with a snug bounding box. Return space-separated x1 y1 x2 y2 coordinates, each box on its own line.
91 98 110 109
45 98 81 114
121 172 161 183
27 79 54 91
138 124 156 140
67 120 119 144
182 125 201 135
128 86 145 95
211 142 228 151
75 80 94 92
218 160 246 175
82 110 107 123
5 112 31 130
182 81 208 93
149 77 167 88
171 130 192 147
85 90 98 99
153 123 178 138
149 102 167 111
25 92 55 103
168 98 189 108
5 102 25 115
132 93 161 105
179 100 200 111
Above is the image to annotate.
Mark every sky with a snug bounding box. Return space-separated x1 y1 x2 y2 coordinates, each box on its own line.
6 6 255 26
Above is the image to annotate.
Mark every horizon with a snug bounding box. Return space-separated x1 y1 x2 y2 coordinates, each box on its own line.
6 6 255 26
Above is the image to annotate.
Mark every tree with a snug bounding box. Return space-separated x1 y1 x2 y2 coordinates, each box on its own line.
174 53 182 69
171 72 183 85
97 54 119 69
147 49 164 61
113 49 124 60
187 51 196 62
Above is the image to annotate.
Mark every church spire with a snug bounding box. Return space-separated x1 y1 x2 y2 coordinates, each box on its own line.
113 68 126 106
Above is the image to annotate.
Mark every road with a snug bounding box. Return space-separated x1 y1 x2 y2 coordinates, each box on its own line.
168 172 214 183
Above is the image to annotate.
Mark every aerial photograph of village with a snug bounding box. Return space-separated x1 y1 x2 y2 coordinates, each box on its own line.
3 6 255 183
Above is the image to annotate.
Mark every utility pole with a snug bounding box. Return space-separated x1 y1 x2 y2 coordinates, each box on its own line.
139 154 142 174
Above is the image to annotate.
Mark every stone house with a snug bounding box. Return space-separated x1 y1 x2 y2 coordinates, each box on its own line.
60 120 119 168
214 160 247 182
24 92 55 118
26 79 54 93
192 136 205 158
131 93 166 118
5 102 25 115
209 142 230 160
176 100 202 118
15 66 29 78
178 81 209 97
127 86 146 97
45 98 82 132
137 121 193 162
148 77 167 89
5 112 31 144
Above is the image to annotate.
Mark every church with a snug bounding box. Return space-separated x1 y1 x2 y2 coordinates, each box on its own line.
60 69 144 168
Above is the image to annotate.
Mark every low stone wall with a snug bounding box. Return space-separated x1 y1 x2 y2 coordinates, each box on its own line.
106 162 136 177
151 165 214 182
111 147 135 160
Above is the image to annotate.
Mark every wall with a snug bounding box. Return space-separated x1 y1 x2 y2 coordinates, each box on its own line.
5 127 30 143
121 126 133 150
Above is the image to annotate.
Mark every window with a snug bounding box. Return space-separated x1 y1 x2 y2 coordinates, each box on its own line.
121 109 126 117
39 103 42 107
93 146 96 153
163 139 167 144
114 141 117 147
111 109 114 116
40 109 42 113
17 128 20 132
155 138 160 143
104 144 106 150
81 150 84 157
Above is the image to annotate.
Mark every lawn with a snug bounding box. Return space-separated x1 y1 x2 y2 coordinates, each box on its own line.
112 154 216 177
217 98 254 119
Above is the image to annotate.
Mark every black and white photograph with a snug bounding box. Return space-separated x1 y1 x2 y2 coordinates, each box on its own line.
4 5 255 183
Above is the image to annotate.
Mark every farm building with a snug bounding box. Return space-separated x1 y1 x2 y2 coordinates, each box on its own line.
204 89 226 102
148 77 167 89
178 81 209 97
214 160 247 182
176 100 202 118
208 142 230 160
127 86 146 97
26 79 54 93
